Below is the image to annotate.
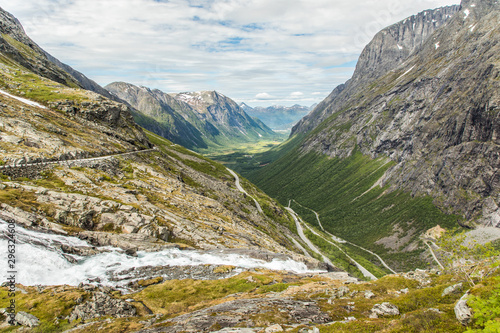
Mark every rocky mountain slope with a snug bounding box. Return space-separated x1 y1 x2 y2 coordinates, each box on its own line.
106 82 277 151
292 4 460 135
0 6 325 267
0 7 113 100
240 103 313 131
251 0 499 269
1 252 499 332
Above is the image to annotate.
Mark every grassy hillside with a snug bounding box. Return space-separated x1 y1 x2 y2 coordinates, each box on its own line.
250 146 463 271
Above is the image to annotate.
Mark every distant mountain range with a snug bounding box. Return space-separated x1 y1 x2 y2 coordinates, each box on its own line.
240 103 315 131
105 82 277 151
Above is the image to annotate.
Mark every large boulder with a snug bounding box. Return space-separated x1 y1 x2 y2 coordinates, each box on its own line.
454 293 472 325
69 292 136 322
14 311 40 327
370 302 400 318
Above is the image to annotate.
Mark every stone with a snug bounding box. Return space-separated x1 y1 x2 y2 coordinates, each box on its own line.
211 328 260 333
265 324 284 332
442 283 463 297
364 290 375 299
69 292 137 322
370 302 400 317
334 286 350 298
454 293 472 325
14 311 40 327
148 297 330 332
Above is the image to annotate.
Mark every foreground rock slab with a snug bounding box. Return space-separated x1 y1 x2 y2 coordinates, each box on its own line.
139 297 330 333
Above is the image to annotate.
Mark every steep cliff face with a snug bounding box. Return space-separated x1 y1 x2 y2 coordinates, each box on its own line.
106 82 277 151
292 5 460 137
290 0 500 226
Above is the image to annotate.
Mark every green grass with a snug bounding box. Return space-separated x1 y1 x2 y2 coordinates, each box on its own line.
131 271 294 317
212 134 306 175
250 148 462 271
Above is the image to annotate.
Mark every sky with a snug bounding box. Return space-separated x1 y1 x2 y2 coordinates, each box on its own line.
1 0 459 107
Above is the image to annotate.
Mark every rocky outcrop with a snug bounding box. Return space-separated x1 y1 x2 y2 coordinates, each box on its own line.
14 311 40 327
454 293 472 325
442 283 463 297
69 292 137 322
140 297 331 333
369 302 400 318
48 98 151 148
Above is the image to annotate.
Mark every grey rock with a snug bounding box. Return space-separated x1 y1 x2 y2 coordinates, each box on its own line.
138 297 330 333
370 302 400 318
211 329 260 333
454 293 472 325
364 290 375 299
14 311 40 327
265 324 284 332
70 292 136 322
335 286 350 298
292 5 460 137
442 283 463 297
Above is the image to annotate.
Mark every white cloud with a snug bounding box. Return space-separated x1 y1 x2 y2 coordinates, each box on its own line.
255 92 275 100
0 0 460 106
290 91 304 98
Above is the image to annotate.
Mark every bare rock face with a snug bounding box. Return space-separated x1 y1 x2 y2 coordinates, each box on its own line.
442 283 463 297
292 5 459 137
69 292 137 322
139 297 331 333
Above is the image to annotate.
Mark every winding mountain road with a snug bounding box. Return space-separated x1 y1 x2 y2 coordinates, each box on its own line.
285 207 335 267
291 209 377 280
227 168 263 214
290 199 396 275
423 239 445 270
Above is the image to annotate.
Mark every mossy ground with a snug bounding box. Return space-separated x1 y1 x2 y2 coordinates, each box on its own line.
3 267 497 332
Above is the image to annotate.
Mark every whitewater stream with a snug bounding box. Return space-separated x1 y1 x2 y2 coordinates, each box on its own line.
0 219 319 287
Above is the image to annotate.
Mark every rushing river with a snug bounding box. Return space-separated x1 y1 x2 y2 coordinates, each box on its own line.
0 219 318 287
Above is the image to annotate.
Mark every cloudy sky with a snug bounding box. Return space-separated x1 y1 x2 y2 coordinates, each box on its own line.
2 0 458 107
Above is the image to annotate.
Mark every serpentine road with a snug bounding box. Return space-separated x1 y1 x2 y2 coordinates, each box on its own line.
423 239 445 270
290 199 396 275
227 168 264 214
284 207 335 267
